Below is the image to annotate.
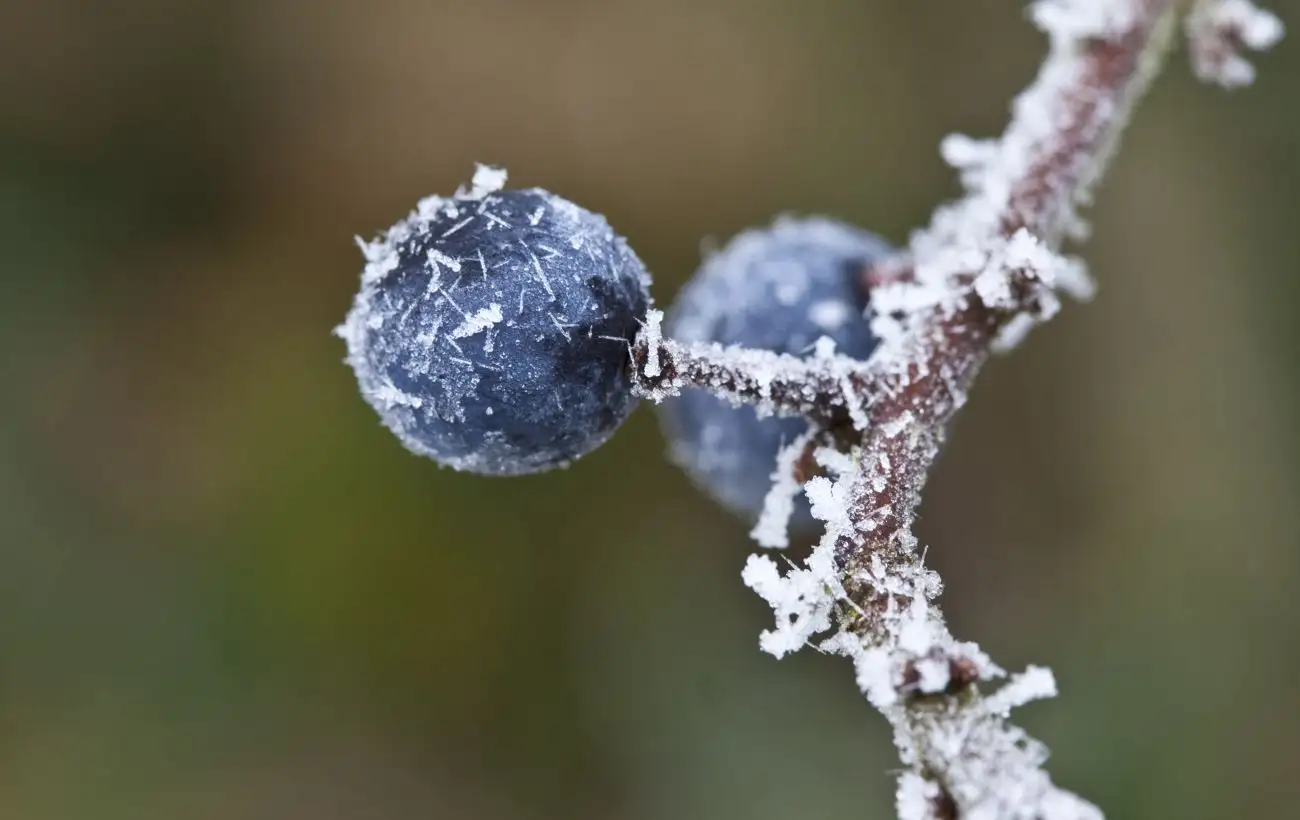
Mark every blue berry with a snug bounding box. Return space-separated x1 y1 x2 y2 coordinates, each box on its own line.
338 166 652 475
658 216 890 524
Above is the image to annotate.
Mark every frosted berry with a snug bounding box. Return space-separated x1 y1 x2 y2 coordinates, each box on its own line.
658 216 890 524
338 166 652 475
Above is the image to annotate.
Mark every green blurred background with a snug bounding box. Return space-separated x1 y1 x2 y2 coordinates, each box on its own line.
2 1 1298 818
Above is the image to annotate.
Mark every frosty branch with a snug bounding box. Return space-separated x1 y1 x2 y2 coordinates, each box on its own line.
629 1 1281 818
631 322 877 430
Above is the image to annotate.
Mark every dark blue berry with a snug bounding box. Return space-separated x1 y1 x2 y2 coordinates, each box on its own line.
338 167 652 475
658 216 890 525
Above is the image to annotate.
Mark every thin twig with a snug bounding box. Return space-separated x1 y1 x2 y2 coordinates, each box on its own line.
630 309 876 430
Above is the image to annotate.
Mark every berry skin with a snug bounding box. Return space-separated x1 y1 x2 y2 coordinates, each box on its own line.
337 166 652 475
657 216 891 525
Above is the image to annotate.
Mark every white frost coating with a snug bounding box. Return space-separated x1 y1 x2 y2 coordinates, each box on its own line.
428 247 463 274
1227 1 1285 48
459 163 508 199
750 428 818 549
973 229 1097 351
746 456 880 662
897 598 940 656
913 656 952 694
741 552 838 659
896 772 943 820
741 452 868 657
973 264 1014 311
810 335 837 361
1030 0 1140 42
985 665 1059 715
372 381 423 410
631 331 871 417
450 303 503 339
804 476 853 536
992 313 1041 354
356 236 402 287
814 445 857 479
1186 0 1284 88
642 309 664 379
853 646 899 709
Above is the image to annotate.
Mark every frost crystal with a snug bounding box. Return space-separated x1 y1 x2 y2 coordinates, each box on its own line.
642 309 664 379
986 665 1059 715
1186 0 1284 88
896 772 943 820
749 428 818 549
741 551 837 659
1030 0 1140 42
450 303 503 340
460 163 509 199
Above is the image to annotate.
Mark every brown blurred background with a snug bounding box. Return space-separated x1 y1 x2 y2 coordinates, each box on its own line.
1 1 1298 818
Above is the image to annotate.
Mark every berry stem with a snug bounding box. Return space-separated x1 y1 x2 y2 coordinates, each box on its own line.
630 310 876 430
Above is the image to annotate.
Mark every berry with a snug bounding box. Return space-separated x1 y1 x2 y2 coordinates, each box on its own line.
337 166 652 475
657 216 891 525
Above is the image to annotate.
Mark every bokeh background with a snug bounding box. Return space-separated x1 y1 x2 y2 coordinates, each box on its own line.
2 1 1298 818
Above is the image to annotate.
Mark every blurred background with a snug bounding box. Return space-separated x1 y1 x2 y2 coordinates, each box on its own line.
2 1 1298 818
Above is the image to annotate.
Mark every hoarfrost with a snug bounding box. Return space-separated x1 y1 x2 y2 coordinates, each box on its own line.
896 772 943 820
642 309 663 378
986 665 1059 715
813 445 856 479
750 428 818 549
804 475 852 536
992 313 1041 354
1186 0 1284 87
912 656 952 694
450 303 504 340
371 381 423 410
741 552 837 659
459 163 508 199
428 248 463 274
1030 0 1140 42
853 646 898 709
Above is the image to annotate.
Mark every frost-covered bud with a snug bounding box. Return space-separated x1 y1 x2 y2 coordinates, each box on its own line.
658 216 890 525
338 166 652 475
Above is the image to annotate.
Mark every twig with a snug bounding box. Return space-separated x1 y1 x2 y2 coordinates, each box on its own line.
1186 0 1284 88
630 309 876 430
629 1 1280 817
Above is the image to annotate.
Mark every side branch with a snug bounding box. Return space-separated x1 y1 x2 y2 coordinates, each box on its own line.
629 309 875 430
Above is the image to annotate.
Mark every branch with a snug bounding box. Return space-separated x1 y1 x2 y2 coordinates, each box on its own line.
630 1 1281 817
